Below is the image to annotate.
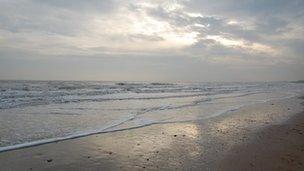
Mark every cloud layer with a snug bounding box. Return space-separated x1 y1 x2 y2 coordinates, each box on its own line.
0 0 303 81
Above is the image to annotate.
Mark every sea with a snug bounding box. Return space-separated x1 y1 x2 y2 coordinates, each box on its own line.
1 80 304 152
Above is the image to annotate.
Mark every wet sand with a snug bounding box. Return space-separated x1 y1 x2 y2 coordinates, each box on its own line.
0 96 304 171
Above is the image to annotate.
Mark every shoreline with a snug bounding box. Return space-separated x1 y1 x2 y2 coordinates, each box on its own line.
0 96 303 170
0 93 299 153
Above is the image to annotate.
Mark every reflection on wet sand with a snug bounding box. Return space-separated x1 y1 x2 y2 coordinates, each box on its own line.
83 122 202 170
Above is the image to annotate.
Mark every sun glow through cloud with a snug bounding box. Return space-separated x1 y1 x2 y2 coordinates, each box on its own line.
74 0 201 52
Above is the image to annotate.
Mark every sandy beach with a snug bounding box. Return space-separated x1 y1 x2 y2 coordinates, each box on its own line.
0 96 303 171
1 0 304 170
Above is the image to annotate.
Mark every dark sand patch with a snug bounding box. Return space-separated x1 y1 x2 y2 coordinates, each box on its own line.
215 111 304 171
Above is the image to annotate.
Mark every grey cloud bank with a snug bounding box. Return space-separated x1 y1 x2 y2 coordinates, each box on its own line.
0 0 303 82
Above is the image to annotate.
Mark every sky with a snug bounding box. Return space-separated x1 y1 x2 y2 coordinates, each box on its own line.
0 0 303 82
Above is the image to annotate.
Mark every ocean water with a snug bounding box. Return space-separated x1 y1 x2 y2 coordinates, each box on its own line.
0 80 304 152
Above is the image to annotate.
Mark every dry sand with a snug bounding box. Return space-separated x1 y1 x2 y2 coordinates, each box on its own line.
0 96 304 171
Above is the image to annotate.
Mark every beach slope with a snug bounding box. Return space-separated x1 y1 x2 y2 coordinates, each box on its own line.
0 97 304 171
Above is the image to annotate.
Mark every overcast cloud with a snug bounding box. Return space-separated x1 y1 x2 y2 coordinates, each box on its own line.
0 0 303 82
